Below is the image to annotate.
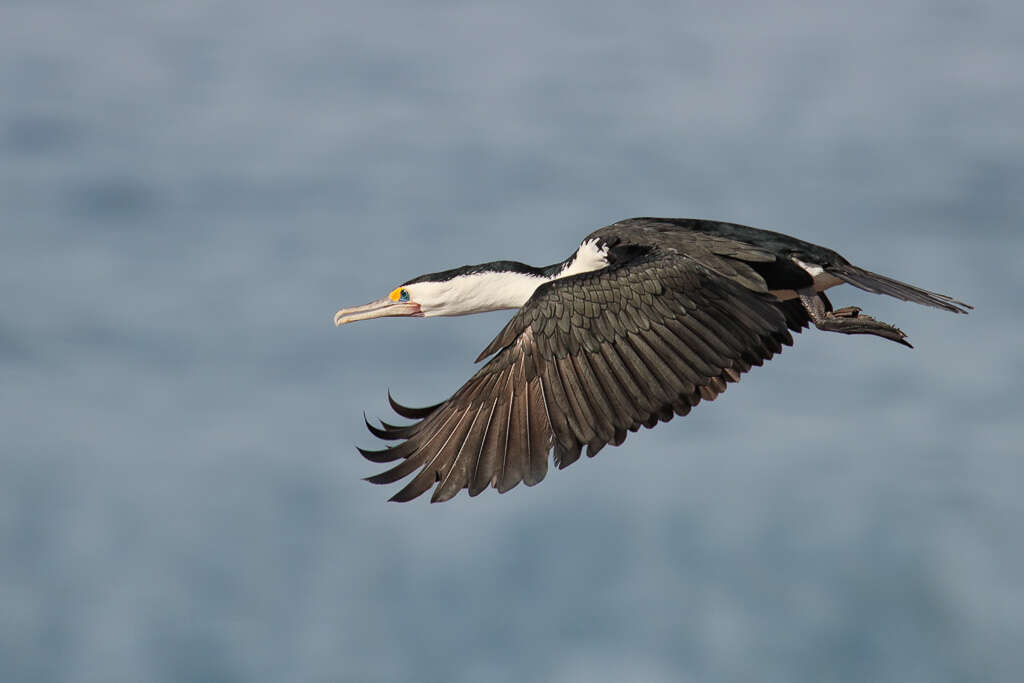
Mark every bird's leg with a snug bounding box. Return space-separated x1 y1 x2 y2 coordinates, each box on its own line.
798 289 912 348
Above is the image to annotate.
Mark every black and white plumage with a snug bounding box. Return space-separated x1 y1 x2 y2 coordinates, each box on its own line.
334 217 971 503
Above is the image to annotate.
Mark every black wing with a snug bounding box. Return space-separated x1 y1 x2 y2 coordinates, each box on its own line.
359 248 808 503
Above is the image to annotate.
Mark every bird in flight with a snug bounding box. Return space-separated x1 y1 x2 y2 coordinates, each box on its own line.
334 217 971 503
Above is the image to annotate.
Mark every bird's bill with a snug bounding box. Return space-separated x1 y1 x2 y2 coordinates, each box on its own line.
334 298 423 326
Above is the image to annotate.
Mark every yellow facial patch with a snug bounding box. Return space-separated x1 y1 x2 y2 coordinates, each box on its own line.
389 287 404 302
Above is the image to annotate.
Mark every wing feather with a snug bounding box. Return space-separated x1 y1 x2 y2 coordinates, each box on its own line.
390 408 473 502
586 348 641 427
556 355 604 445
540 362 585 450
597 342 654 419
433 403 488 502
359 244 809 501
649 321 720 379
471 370 514 494
496 379 518 493
468 398 500 497
571 353 619 434
526 379 551 485
616 333 676 405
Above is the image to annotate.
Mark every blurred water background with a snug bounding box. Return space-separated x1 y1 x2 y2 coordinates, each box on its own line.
2 1 1022 681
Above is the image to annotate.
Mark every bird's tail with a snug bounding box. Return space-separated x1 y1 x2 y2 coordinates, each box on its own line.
826 263 972 314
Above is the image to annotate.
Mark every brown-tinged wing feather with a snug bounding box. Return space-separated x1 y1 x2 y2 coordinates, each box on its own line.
359 249 807 502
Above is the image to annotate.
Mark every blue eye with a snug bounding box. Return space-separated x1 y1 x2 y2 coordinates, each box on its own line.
399 289 410 302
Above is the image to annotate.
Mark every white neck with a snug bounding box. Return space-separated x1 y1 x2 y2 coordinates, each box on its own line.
410 239 610 317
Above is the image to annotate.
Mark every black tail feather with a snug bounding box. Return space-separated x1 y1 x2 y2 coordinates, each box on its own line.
828 264 972 314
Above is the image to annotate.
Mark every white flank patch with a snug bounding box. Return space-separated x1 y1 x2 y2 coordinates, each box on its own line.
794 258 844 291
793 258 825 277
769 258 844 300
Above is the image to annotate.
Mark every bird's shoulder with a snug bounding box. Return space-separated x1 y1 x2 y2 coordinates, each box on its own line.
570 218 782 298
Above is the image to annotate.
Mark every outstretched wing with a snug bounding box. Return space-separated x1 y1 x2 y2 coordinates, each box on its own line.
360 250 807 502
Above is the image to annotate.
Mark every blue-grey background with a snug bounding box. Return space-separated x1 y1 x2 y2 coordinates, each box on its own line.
2 1 1022 681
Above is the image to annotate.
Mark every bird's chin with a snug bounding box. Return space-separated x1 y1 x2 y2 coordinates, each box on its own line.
334 299 423 326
